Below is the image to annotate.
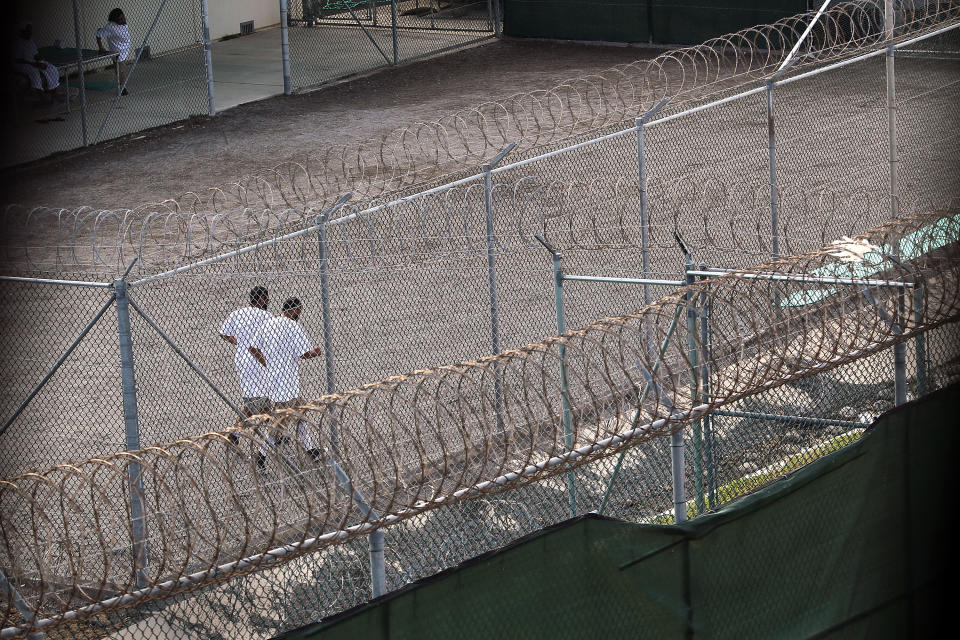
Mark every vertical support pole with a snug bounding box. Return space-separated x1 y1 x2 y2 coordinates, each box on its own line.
372 0 378 27
114 279 149 589
683 258 705 516
369 529 386 597
766 80 780 259
671 430 687 523
548 249 578 517
281 0 292 94
316 193 352 452
483 168 506 434
487 0 501 38
482 143 515 435
914 286 926 397
636 98 669 311
699 266 716 508
200 0 216 115
638 117 652 308
884 0 907 407
391 0 400 64
71 0 88 146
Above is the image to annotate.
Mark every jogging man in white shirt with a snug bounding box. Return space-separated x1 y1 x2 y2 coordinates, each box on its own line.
249 297 323 472
96 8 131 94
219 286 272 444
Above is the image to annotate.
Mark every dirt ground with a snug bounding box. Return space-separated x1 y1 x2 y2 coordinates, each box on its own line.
0 39 656 211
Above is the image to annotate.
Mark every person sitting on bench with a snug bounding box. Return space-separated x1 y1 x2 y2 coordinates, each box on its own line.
12 21 62 103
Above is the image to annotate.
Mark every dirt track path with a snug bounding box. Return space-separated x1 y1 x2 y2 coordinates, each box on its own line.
0 39 654 211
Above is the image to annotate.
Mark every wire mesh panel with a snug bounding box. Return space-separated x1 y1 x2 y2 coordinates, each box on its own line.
644 91 773 269
0 280 123 475
895 37 960 217
4 0 209 167
775 55 891 255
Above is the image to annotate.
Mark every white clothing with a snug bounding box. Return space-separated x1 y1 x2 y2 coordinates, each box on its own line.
250 316 314 403
96 22 131 61
220 306 272 397
13 39 59 91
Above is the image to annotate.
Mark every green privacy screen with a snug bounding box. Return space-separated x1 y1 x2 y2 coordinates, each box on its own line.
279 383 957 640
503 1 808 45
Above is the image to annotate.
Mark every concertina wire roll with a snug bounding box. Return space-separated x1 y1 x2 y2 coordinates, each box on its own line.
1 1 957 251
2 209 959 637
1 177 948 277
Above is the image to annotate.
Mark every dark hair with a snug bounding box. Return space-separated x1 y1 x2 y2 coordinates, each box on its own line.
108 8 124 23
249 286 268 308
282 298 302 314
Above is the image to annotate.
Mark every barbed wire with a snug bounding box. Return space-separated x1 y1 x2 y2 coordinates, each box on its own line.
2 209 958 637
119 0 960 213
3 176 949 277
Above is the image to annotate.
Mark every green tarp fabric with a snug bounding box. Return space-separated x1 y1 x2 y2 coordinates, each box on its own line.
279 383 958 640
503 1 808 45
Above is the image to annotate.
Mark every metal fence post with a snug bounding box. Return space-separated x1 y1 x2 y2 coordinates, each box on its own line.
316 194 388 596
114 277 149 589
884 0 908 406
200 0 216 115
682 253 705 516
317 193 353 454
369 529 386 597
281 0 293 94
390 0 400 64
699 265 717 507
71 0 88 146
637 98 670 308
487 0 501 38
535 236 578 517
766 79 780 258
482 143 517 435
671 430 687 523
914 286 926 396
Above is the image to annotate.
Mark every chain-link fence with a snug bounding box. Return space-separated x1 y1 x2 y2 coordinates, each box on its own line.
283 0 497 91
4 0 212 168
2 8 960 640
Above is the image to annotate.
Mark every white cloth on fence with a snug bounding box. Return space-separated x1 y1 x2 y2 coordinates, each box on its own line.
250 316 314 403
220 306 272 398
13 38 59 91
96 22 131 61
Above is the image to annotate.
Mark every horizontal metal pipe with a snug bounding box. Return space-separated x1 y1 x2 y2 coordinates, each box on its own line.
0 276 111 287
562 274 685 286
688 269 912 287
710 409 866 429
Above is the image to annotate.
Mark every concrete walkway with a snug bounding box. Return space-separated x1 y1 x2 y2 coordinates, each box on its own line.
210 27 285 112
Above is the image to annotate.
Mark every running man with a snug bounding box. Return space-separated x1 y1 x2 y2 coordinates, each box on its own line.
249 297 323 471
220 286 272 444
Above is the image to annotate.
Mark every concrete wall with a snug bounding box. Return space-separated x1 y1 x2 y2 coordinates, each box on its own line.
208 0 281 41
12 0 280 58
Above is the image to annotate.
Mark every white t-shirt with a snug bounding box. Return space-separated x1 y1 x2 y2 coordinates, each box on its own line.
220 306 272 397
251 316 314 403
96 22 131 61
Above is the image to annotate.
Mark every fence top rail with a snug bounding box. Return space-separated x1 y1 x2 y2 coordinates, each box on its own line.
0 275 112 288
